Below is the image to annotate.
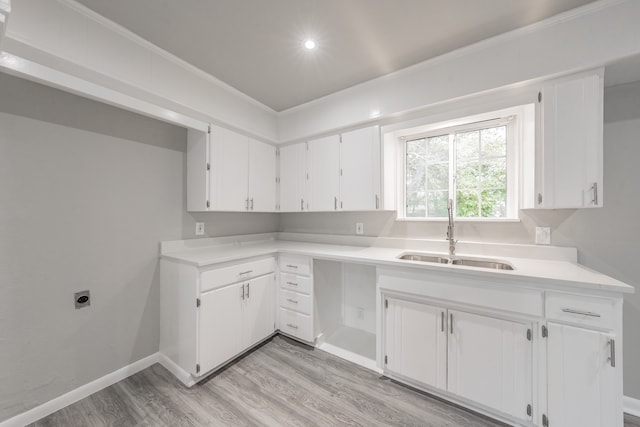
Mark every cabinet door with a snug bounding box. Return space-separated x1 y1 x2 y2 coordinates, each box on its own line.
341 126 381 211
209 125 249 211
547 323 618 427
448 310 532 421
186 129 209 212
243 274 276 349
198 283 243 374
248 139 277 212
308 135 340 211
279 143 307 212
540 70 603 208
384 297 447 390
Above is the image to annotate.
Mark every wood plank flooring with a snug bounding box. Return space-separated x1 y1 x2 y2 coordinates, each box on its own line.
29 335 640 427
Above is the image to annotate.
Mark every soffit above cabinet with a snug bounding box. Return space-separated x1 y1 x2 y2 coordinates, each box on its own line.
72 0 599 112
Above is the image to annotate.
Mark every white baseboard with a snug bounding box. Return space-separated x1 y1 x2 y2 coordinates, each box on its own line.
158 353 196 388
0 353 159 427
625 396 640 418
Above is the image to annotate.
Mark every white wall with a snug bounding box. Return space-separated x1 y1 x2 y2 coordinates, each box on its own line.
0 73 278 423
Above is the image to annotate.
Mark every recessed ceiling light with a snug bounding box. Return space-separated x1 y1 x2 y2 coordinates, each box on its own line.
304 39 316 50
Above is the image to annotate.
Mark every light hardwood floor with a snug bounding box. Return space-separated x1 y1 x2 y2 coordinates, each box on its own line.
29 335 640 427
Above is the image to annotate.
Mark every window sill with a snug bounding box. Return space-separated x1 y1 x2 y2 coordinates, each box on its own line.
397 217 521 223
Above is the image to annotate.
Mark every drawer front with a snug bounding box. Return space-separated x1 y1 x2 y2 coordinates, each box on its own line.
279 255 311 276
279 289 312 315
279 307 313 342
546 292 616 330
200 257 275 293
279 272 312 295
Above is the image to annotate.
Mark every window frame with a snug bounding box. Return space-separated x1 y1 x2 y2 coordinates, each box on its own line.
400 116 519 221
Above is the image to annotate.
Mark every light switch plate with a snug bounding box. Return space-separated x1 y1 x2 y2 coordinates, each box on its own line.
355 223 364 235
535 226 551 245
195 222 205 236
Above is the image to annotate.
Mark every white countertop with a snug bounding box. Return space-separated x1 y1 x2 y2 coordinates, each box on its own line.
161 234 634 295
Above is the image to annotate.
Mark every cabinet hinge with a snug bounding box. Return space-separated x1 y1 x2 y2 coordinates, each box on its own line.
538 92 542 103
384 355 388 365
527 328 532 341
207 125 211 134
541 325 548 338
542 413 549 427
196 364 200 374
385 299 388 309
196 298 201 308
527 404 532 417
339 135 343 143
340 168 343 176
206 200 210 208
206 162 210 171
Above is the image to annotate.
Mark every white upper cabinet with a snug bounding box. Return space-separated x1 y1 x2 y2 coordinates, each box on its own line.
308 135 341 211
537 69 604 209
210 125 249 211
186 125 277 212
279 142 308 212
248 138 277 212
340 126 381 211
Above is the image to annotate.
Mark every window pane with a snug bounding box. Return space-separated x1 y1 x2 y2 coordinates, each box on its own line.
480 126 506 157
481 189 507 217
456 161 479 190
456 190 479 217
456 130 479 161
406 139 427 217
427 191 449 217
481 158 507 189
427 163 449 190
427 135 449 162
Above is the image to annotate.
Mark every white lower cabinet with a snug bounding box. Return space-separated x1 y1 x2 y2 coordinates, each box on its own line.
277 255 314 343
546 323 618 427
198 283 243 374
384 298 446 390
384 296 533 423
160 256 276 384
448 310 532 421
199 273 275 374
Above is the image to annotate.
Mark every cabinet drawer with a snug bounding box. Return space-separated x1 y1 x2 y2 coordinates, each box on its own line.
279 289 312 315
279 255 311 276
546 292 616 330
279 272 312 294
279 308 313 342
200 257 275 293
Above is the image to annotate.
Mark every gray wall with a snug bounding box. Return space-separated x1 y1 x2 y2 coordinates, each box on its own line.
278 81 640 399
0 73 277 422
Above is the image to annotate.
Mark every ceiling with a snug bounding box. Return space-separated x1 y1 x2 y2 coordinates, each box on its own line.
74 0 600 112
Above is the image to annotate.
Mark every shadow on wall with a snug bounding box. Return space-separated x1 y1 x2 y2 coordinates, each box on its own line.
184 212 280 239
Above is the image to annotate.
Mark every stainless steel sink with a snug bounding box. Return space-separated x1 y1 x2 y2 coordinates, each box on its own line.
451 258 514 270
397 252 514 270
397 253 450 264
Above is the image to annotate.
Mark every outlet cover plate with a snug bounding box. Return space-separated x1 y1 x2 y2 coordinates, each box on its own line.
195 222 205 236
535 227 551 245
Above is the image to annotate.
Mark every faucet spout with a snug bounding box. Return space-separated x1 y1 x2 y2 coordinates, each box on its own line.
447 199 456 259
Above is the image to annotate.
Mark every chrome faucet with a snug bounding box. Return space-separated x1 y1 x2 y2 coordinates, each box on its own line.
447 198 457 259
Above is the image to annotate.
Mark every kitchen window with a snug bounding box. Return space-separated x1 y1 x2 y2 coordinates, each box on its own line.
403 117 518 219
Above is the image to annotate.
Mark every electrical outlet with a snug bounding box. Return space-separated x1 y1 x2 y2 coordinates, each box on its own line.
74 290 90 309
195 222 205 236
356 223 364 235
535 226 551 245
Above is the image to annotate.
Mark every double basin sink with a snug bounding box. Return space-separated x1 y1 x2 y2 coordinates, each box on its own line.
398 253 514 270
